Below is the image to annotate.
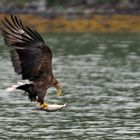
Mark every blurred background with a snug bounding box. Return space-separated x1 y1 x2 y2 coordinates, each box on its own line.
1 0 140 140
0 0 140 32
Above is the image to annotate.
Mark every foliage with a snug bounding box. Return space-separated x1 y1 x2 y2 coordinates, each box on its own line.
14 0 33 4
95 0 121 4
47 0 65 6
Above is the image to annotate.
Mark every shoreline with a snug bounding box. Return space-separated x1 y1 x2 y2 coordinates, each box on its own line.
0 13 140 33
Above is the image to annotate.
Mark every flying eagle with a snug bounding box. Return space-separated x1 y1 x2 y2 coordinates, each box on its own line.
1 15 63 110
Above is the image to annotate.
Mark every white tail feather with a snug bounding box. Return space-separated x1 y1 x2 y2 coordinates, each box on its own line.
6 84 19 92
6 80 32 92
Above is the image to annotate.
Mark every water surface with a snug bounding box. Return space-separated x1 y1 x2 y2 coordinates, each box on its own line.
0 33 140 139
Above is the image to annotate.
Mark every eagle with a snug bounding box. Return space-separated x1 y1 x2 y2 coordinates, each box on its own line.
1 15 63 110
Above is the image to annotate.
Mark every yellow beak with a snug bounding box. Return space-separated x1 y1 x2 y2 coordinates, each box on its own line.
56 88 62 96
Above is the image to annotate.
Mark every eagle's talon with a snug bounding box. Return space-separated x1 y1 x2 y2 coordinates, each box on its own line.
38 103 48 109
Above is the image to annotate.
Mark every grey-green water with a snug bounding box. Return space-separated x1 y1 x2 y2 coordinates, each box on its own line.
0 33 140 140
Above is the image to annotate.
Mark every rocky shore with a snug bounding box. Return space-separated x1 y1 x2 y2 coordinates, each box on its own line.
0 0 140 32
0 13 139 33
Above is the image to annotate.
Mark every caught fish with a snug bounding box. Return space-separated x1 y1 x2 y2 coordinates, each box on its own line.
36 103 67 112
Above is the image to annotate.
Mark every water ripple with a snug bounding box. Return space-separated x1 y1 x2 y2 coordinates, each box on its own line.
0 33 140 139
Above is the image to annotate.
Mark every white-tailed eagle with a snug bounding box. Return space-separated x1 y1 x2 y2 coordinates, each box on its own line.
1 15 63 110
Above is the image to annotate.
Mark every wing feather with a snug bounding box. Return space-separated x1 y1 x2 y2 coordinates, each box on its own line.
1 15 53 81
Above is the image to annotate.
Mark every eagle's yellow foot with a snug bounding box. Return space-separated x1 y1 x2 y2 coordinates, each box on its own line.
38 103 48 109
56 89 62 96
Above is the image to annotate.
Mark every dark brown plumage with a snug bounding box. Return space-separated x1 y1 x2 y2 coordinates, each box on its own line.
1 15 62 106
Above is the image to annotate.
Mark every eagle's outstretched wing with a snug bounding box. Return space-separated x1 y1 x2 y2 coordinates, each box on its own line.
1 15 53 81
